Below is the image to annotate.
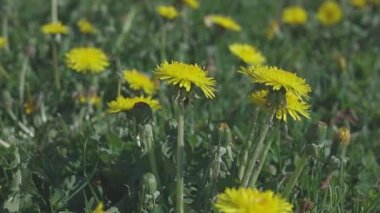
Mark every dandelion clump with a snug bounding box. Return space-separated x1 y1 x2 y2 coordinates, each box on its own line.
41 22 69 35
156 6 179 20
282 6 308 25
154 61 216 99
0 37 6 48
317 1 343 26
77 19 97 34
124 69 156 95
107 96 160 113
65 47 109 74
208 15 242 31
229 43 266 65
215 187 293 213
184 0 199 9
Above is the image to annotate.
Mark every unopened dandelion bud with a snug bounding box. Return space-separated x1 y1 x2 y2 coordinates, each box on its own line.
334 127 351 146
139 173 159 210
218 122 232 147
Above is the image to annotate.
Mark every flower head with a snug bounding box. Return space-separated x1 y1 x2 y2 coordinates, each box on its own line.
215 187 293 213
241 65 311 99
93 202 105 213
124 69 156 95
154 61 216 99
229 43 266 65
317 1 343 26
282 6 308 25
41 22 69 35
77 19 97 34
350 0 367 8
334 127 351 145
184 0 199 9
0 37 6 48
66 47 109 74
156 6 179 20
77 92 101 107
107 96 160 113
208 15 242 31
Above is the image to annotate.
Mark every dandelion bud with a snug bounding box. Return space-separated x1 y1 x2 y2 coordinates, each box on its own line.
218 122 232 147
132 102 153 125
334 127 351 146
139 173 159 210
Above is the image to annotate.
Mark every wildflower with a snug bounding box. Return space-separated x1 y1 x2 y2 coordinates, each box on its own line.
23 98 37 115
66 47 109 74
207 15 242 31
282 6 308 25
154 61 216 99
93 202 105 213
267 21 281 40
317 1 343 26
77 19 97 34
41 22 69 35
77 93 101 107
350 0 367 8
107 96 160 113
0 37 6 48
184 0 199 9
124 69 156 95
334 127 351 145
229 43 266 65
215 187 293 213
240 65 311 99
156 6 179 20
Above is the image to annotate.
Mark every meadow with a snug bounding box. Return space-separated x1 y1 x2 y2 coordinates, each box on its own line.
0 0 380 212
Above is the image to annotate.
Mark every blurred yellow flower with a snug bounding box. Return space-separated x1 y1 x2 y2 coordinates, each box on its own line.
229 43 266 65
334 127 351 145
156 6 179 20
240 65 311 99
317 1 343 26
0 37 6 48
78 93 101 107
282 6 308 25
124 69 156 95
215 187 293 213
267 21 281 40
107 96 160 113
208 15 242 31
77 19 97 34
66 47 109 74
92 202 105 213
184 0 199 9
155 61 216 99
41 22 69 35
350 0 367 8
23 98 37 115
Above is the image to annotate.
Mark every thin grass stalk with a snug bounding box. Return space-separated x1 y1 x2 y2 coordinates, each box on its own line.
176 96 185 213
282 155 308 198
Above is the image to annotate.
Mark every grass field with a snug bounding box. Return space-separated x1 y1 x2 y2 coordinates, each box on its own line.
1 0 380 212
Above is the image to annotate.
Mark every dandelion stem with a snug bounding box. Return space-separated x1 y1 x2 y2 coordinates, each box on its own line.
51 0 58 23
52 40 60 90
282 154 308 198
176 96 185 213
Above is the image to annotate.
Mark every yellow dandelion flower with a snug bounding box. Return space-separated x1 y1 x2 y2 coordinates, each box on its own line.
215 187 293 213
251 89 269 106
184 0 199 9
124 69 156 95
41 22 69 35
350 0 367 8
23 98 37 115
93 202 105 213
267 20 281 40
0 37 6 48
107 96 160 113
229 43 266 65
240 65 311 99
208 15 242 31
77 19 97 34
66 47 109 74
317 1 343 26
156 6 179 20
154 61 216 99
334 127 351 145
78 93 101 107
282 6 308 25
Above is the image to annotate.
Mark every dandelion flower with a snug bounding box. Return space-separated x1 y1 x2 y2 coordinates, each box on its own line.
124 69 156 95
184 0 199 9
334 127 351 145
77 93 101 107
156 6 179 20
154 61 216 99
282 6 308 25
317 1 343 26
215 187 293 213
229 43 266 65
93 202 105 213
107 96 160 113
350 0 367 8
0 37 6 48
77 19 97 34
41 22 69 35
241 65 311 99
66 47 109 74
208 15 242 31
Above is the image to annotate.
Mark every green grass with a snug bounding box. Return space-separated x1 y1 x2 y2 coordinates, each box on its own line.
1 0 380 212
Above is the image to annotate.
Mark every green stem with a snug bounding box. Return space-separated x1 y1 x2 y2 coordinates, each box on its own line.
176 98 185 213
282 155 308 198
52 40 60 90
51 0 58 23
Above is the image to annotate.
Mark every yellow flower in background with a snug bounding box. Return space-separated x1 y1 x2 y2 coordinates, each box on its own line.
155 61 216 99
208 15 242 31
124 69 156 95
93 202 105 213
334 127 351 145
282 6 308 25
229 43 266 65
251 89 270 106
41 22 69 35
78 93 101 107
66 47 109 74
215 187 293 213
0 37 6 48
107 96 160 113
77 19 97 34
240 65 311 99
350 0 367 8
156 6 179 20
267 20 281 40
317 1 343 26
184 0 199 9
